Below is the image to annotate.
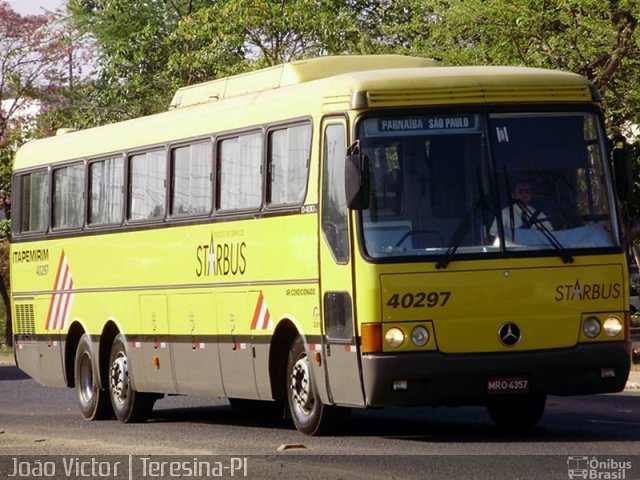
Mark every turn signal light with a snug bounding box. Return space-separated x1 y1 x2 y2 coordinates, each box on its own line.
361 323 382 353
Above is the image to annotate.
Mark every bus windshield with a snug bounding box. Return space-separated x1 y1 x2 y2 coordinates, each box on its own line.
357 111 619 259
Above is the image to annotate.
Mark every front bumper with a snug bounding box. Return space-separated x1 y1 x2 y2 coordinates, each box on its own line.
361 341 631 407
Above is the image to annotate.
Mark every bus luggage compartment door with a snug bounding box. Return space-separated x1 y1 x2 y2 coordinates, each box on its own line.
216 292 259 399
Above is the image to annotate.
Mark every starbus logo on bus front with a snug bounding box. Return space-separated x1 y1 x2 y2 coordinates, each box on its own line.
195 233 247 278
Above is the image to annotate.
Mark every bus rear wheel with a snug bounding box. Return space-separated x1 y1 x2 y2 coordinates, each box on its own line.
74 333 112 420
286 336 346 435
108 334 156 423
486 394 547 430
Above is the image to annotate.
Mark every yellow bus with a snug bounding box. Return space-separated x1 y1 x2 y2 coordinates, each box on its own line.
10 55 631 435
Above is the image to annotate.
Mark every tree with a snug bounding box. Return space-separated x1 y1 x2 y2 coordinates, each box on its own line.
0 1 82 345
166 0 365 78
383 0 640 133
0 2 73 144
66 0 384 121
66 0 216 121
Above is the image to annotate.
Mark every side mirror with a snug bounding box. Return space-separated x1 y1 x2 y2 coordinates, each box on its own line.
613 146 633 202
345 144 370 210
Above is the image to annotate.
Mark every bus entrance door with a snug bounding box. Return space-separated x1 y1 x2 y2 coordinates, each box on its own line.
318 119 365 407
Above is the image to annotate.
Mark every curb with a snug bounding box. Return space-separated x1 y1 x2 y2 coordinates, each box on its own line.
625 369 640 390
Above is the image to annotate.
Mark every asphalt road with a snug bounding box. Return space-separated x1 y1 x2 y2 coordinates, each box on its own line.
1 362 639 480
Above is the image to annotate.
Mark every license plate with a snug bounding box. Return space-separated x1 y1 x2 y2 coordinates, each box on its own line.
487 375 530 394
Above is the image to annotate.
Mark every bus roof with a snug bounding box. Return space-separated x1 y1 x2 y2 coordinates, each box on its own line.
14 56 595 171
169 55 441 109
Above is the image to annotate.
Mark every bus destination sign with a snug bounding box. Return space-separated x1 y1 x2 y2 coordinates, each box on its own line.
379 115 474 132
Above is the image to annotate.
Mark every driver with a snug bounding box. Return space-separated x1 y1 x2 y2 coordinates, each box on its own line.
490 180 553 236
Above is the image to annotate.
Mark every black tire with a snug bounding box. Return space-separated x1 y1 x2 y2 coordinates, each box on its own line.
487 394 547 430
108 334 156 423
286 336 347 435
74 333 113 420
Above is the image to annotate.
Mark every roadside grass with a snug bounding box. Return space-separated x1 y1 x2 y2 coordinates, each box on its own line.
0 344 12 359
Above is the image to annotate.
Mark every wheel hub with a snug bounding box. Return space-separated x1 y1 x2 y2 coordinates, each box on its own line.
109 353 129 406
290 357 313 414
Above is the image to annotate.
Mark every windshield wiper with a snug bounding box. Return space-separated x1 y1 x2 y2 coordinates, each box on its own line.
436 199 485 270
517 201 574 264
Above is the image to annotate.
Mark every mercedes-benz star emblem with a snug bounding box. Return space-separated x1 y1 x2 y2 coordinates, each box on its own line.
498 322 521 347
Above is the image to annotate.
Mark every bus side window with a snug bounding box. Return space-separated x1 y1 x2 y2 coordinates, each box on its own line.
17 169 48 233
88 156 124 226
322 123 349 264
128 149 166 221
170 141 212 217
52 163 85 230
267 123 311 207
218 132 262 212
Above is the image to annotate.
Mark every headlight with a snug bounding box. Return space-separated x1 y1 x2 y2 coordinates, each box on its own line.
583 316 601 338
411 326 429 347
385 327 405 348
603 316 623 337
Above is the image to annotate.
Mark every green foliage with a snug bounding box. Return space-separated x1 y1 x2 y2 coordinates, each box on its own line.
0 127 21 192
166 0 370 80
622 141 640 228
66 0 213 121
421 0 640 131
165 5 249 86
65 0 390 120
0 220 9 238
60 1 640 131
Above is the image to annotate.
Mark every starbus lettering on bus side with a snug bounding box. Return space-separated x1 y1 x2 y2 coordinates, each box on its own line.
196 233 247 277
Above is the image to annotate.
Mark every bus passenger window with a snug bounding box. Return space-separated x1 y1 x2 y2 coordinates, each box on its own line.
268 124 311 207
218 132 262 211
18 170 48 233
128 150 166 221
89 156 124 225
171 141 212 217
53 163 85 229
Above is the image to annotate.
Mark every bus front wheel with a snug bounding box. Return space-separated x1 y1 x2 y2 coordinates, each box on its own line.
74 333 112 420
486 394 547 430
286 336 345 435
108 334 156 423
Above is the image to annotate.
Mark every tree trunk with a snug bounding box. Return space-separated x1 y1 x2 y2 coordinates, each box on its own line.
0 269 10 347
0 238 10 347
